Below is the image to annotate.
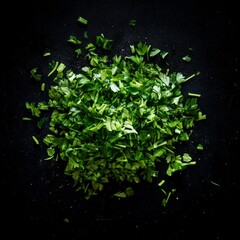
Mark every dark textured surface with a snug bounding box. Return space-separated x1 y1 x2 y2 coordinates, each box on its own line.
1 0 239 239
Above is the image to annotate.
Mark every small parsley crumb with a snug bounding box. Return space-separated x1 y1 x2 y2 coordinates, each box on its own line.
182 55 191 62
197 143 204 150
78 16 88 25
129 19 136 26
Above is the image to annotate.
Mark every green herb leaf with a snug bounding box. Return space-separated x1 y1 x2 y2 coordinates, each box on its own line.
197 143 204 150
160 51 169 59
150 48 161 57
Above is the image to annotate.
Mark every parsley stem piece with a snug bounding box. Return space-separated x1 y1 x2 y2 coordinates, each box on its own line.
22 117 31 121
158 180 165 186
32 136 39 145
78 16 88 25
30 68 41 81
185 71 200 81
43 52 51 57
188 92 201 97
48 61 59 77
41 83 45 91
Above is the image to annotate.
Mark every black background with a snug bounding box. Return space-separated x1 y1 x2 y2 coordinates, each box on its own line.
1 0 239 239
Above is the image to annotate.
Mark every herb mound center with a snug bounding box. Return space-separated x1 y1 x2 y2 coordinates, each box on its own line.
26 35 206 203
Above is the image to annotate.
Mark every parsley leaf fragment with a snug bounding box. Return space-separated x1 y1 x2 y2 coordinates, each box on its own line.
182 55 191 62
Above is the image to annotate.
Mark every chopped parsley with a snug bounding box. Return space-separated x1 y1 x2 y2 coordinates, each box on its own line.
24 18 206 205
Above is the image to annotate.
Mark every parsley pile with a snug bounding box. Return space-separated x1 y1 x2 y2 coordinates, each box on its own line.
24 17 206 205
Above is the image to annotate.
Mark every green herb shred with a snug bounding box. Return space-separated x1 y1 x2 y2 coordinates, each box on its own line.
24 18 206 204
78 16 88 25
32 135 39 145
129 19 136 27
182 55 192 62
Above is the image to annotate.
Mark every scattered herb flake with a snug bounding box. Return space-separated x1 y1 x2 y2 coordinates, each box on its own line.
188 92 201 97
158 180 165 186
129 19 136 27
160 51 169 59
30 68 41 81
37 117 46 129
83 31 88 39
78 16 88 25
197 144 204 150
68 35 82 45
75 48 82 57
22 117 31 121
48 61 59 77
149 48 161 57
210 181 220 187
32 135 39 145
182 55 191 62
64 218 70 223
162 188 176 207
43 52 51 57
41 83 45 92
